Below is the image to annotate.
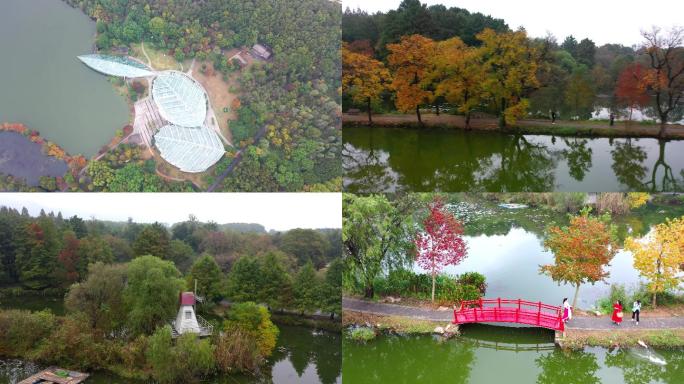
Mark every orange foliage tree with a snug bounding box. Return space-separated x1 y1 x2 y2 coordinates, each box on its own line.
387 34 436 124
429 37 485 129
477 29 539 128
342 45 391 124
540 210 617 309
615 63 651 122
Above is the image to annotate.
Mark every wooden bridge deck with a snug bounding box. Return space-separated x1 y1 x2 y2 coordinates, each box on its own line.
18 368 88 384
453 298 564 331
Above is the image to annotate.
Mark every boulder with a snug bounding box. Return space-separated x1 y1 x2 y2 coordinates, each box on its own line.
433 326 445 334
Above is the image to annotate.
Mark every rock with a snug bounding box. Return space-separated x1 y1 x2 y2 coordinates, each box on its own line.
384 296 401 303
433 326 445 334
437 306 450 311
445 323 456 333
594 311 602 316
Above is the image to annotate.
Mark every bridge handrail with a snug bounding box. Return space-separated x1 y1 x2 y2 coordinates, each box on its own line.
453 298 564 331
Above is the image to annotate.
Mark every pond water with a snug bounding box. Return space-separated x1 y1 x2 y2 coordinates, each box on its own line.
343 325 684 383
0 0 129 157
0 132 67 185
343 126 684 192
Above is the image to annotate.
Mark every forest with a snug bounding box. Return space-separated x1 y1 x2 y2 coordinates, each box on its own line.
342 0 684 136
0 207 341 382
62 0 342 192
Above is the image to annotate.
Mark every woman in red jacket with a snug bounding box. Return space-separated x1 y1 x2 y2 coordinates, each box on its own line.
611 300 623 325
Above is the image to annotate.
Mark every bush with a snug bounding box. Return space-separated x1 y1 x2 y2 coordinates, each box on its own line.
147 325 215 383
596 193 630 215
0 310 56 356
214 329 262 374
374 270 486 305
224 302 279 358
348 327 375 343
596 284 629 314
457 272 487 294
33 313 107 370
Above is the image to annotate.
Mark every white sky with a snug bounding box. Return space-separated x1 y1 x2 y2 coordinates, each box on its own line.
0 193 341 231
342 0 684 46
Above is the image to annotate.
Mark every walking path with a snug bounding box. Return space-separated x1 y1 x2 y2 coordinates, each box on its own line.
343 298 684 330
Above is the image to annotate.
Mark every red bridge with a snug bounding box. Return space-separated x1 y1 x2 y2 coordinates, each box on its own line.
453 298 564 331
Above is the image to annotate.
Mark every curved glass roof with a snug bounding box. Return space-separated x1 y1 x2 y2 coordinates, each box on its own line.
154 124 225 173
152 71 207 127
78 54 154 78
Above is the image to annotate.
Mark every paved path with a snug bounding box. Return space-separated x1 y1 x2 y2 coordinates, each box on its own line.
343 298 684 330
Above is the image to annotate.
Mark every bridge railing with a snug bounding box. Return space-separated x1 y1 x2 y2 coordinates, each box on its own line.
453 298 564 331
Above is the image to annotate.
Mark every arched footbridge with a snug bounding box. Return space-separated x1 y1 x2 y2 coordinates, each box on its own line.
453 298 564 331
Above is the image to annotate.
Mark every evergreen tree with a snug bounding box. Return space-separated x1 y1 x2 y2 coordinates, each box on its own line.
258 252 292 311
293 261 319 315
133 222 170 258
14 217 61 289
226 256 261 302
187 254 223 302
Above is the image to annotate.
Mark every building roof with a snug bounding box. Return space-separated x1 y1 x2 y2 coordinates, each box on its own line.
180 292 195 306
77 54 154 78
252 44 272 59
154 124 225 173
151 71 208 127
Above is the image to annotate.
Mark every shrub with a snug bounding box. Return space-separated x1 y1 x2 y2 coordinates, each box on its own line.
596 193 630 215
374 270 486 305
457 272 487 294
147 326 215 383
348 327 375 343
224 302 279 358
214 329 262 374
33 313 106 370
0 310 56 356
596 284 629 314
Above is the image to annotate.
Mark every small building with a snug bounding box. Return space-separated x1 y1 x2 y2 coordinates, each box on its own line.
251 43 273 60
171 292 213 338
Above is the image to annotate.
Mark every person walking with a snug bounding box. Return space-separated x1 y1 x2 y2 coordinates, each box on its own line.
609 113 615 126
632 300 641 325
562 298 572 322
551 110 557 125
612 300 624 325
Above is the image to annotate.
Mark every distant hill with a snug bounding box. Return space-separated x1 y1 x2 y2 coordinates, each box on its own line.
217 223 266 233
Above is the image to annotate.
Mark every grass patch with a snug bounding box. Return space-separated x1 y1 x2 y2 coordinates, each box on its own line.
343 310 448 334
562 329 684 349
347 327 376 343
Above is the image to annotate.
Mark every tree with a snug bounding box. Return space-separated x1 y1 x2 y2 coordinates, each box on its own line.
343 194 409 298
561 36 578 57
58 231 81 284
147 326 216 384
14 218 61 289
124 255 185 335
166 239 196 273
615 64 651 121
280 228 329 268
187 254 223 302
415 197 468 302
641 26 684 136
133 223 170 258
293 261 319 315
76 234 114 277
625 217 684 307
65 262 127 333
226 256 261 302
342 45 391 124
576 38 597 68
258 252 293 311
320 257 343 319
387 34 436 123
540 210 617 309
223 302 279 358
430 37 485 128
478 28 539 127
564 66 595 119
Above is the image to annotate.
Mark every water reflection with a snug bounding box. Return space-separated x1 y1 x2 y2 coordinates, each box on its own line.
343 126 684 192
536 349 601 384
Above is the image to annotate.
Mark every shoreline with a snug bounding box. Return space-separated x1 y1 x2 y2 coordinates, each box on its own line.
343 114 684 140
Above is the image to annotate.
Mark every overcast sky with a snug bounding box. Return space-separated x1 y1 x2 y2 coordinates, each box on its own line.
342 0 684 46
0 193 341 231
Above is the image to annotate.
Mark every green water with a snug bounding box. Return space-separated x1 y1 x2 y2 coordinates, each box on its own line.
343 126 684 192
0 0 129 157
343 325 684 383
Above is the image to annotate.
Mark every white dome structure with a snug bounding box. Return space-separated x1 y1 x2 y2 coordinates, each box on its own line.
154 124 225 173
151 71 208 128
78 54 154 78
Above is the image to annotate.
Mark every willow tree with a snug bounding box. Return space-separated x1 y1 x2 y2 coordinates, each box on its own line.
387 34 436 124
477 28 539 128
625 217 684 307
429 37 485 129
540 210 617 309
342 45 391 124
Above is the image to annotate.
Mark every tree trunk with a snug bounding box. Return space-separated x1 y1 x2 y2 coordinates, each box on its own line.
653 292 657 308
367 97 373 125
499 98 507 128
659 118 667 138
364 285 374 298
431 272 436 303
435 104 440 116
416 105 422 124
572 284 580 310
465 112 471 130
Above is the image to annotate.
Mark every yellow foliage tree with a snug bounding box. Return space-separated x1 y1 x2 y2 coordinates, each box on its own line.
626 217 684 307
627 193 650 209
429 37 485 129
477 28 539 128
387 34 436 124
342 45 391 124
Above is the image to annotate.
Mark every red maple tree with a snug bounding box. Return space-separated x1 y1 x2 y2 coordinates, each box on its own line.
415 197 468 303
615 63 651 121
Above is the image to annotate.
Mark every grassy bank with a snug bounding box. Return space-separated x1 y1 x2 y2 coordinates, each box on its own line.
560 328 684 349
343 310 450 335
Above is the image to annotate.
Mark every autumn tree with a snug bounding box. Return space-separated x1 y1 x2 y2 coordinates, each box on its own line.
478 28 539 127
615 63 651 121
430 37 485 129
387 34 436 124
415 197 468 303
641 26 684 136
58 231 81 284
540 210 617 309
133 223 170 258
342 45 391 124
625 217 684 307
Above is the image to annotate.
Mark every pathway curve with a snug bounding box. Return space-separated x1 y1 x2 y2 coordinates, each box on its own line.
343 298 684 330
206 125 267 192
140 41 152 68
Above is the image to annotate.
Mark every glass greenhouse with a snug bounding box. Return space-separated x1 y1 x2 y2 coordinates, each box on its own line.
77 54 154 78
154 124 225 173
152 71 208 128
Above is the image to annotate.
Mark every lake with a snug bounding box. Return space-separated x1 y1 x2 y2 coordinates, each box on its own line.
343 325 684 383
0 0 129 157
343 126 684 192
